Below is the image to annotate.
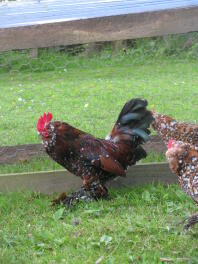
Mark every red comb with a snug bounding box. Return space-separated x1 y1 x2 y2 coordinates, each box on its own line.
37 112 53 132
168 139 175 149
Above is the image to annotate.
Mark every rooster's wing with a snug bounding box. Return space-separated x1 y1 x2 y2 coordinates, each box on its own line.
79 135 126 177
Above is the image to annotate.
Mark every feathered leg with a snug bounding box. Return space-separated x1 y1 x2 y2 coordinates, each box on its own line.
184 213 198 231
52 181 108 209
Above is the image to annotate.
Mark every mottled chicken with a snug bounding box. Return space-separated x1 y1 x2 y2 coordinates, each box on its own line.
166 139 198 230
152 111 198 146
37 99 153 208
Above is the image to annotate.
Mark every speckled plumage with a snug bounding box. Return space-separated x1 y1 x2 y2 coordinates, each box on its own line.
152 112 198 146
37 99 153 208
166 141 198 229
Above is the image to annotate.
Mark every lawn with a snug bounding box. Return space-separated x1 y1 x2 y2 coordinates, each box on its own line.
0 35 198 174
0 184 198 264
0 41 198 147
0 36 198 263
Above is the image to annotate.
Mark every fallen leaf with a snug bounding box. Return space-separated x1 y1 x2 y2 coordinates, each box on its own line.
100 235 112 246
53 207 65 221
95 255 104 264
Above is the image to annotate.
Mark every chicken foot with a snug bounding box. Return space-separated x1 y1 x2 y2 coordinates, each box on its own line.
183 213 198 231
52 181 108 209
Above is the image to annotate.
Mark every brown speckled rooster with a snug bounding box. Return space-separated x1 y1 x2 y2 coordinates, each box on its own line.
151 111 198 146
166 139 198 230
37 99 153 208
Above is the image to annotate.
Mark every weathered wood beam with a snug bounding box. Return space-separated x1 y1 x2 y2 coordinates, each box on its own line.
0 144 45 164
0 7 198 52
0 163 176 194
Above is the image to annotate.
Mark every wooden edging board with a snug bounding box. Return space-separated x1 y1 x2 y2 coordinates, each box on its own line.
0 162 176 194
0 6 198 52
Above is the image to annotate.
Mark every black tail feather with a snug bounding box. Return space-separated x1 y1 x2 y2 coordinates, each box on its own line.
117 99 147 123
131 128 150 142
134 145 147 161
115 98 153 142
120 112 145 125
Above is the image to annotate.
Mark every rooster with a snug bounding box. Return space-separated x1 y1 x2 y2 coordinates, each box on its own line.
166 139 198 230
37 99 153 208
151 111 198 146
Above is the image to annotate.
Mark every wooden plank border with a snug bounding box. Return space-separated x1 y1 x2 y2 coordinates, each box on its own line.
0 6 198 52
0 163 176 194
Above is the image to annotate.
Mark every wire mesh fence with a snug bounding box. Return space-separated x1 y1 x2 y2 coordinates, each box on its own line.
0 33 198 174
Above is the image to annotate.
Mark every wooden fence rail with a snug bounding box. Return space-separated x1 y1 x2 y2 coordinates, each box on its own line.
0 1 198 52
0 163 176 194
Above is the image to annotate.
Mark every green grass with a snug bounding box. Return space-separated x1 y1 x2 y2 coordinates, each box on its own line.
0 41 198 147
0 152 166 175
0 36 198 262
0 34 197 173
0 184 198 263
0 156 62 174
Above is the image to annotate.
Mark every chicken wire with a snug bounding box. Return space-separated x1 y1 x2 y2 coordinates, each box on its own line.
0 33 198 173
